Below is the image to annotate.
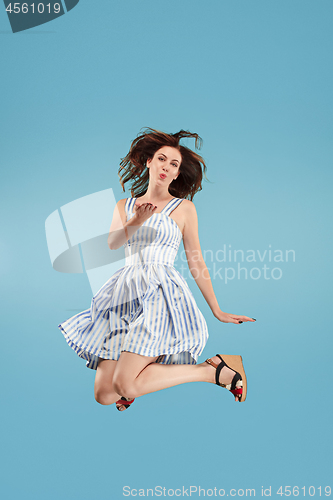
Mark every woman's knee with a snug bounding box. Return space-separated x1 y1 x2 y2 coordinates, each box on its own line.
94 387 116 405
112 373 136 399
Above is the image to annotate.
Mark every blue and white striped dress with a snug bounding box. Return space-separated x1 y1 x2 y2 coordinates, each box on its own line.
58 197 209 370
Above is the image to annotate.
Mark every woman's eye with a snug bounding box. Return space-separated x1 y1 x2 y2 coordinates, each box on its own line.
158 157 164 161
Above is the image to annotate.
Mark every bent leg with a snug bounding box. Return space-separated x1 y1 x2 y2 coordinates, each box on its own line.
113 352 240 400
112 352 158 399
113 351 209 399
94 358 122 405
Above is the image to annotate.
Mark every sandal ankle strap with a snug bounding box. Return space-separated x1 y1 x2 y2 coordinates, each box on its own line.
205 355 227 386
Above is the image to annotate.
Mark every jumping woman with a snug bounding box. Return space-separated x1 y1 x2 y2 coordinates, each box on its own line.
58 128 255 411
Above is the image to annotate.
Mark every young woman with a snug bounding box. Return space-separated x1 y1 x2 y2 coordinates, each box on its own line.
58 128 255 411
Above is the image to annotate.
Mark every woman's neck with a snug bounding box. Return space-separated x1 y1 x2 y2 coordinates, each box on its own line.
142 185 173 203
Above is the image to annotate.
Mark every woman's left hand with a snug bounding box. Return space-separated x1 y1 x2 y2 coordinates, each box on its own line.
214 309 256 324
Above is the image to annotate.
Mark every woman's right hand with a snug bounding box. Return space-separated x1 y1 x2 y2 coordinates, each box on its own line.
133 203 157 225
214 309 256 324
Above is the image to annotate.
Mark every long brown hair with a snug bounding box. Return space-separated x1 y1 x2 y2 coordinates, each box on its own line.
118 128 208 200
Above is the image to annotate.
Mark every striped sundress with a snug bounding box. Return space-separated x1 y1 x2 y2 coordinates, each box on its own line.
58 197 209 370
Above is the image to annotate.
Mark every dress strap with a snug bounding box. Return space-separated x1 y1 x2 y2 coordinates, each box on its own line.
125 198 137 220
162 198 184 216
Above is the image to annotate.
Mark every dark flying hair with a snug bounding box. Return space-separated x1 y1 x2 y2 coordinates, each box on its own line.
118 128 207 200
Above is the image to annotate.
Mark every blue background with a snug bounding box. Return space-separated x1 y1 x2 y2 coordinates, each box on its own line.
1 1 332 499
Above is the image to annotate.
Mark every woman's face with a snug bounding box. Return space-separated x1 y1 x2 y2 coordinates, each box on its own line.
147 146 181 187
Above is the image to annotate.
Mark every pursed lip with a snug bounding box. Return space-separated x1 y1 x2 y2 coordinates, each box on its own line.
159 173 167 179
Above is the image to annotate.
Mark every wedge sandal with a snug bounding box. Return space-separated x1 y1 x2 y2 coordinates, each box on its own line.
205 354 247 402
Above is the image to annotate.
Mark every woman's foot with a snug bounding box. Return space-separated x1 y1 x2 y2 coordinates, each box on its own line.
204 354 246 402
116 396 135 411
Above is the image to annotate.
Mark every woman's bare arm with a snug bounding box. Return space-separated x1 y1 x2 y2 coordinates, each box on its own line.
182 201 255 325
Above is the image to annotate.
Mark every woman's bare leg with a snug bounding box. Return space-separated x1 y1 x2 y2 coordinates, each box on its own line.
113 353 240 401
95 355 158 408
94 359 122 406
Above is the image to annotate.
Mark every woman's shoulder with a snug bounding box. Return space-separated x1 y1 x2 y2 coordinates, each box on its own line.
116 197 133 206
115 198 131 221
180 198 196 212
178 199 197 226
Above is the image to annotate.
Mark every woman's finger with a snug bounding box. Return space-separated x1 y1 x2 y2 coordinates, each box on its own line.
227 317 241 324
231 315 256 322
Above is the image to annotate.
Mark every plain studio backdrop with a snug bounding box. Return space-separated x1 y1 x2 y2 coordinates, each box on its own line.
1 1 332 499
